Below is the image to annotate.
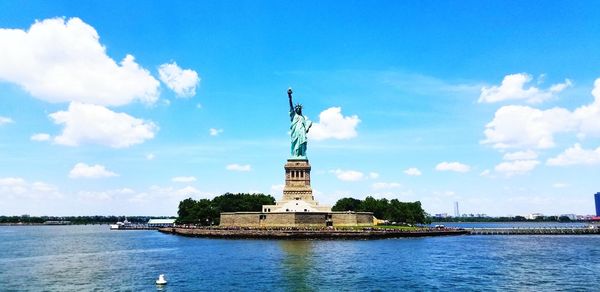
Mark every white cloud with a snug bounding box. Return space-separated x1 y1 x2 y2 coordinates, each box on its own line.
78 188 135 202
209 128 223 136
226 164 251 172
483 78 600 150
372 182 402 190
329 169 364 181
479 73 571 104
30 133 51 142
309 107 360 141
494 160 539 176
503 150 538 161
0 17 159 106
435 162 470 173
547 144 600 166
50 102 157 148
482 105 574 149
0 177 61 199
175 186 201 197
0 177 26 185
158 62 200 98
171 176 197 183
148 185 202 198
146 153 155 160
573 79 600 138
196 103 203 109
69 163 118 179
126 185 207 203
404 167 422 176
368 172 379 179
480 169 491 177
0 116 14 125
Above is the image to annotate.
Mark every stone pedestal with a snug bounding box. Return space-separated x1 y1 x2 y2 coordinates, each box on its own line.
282 159 313 201
221 159 373 227
262 159 331 213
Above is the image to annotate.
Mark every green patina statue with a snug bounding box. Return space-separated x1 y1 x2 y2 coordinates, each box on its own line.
288 88 312 159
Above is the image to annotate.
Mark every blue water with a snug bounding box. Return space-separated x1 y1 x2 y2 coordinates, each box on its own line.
1 225 600 291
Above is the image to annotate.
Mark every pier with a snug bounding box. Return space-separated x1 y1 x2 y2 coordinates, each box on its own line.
468 227 600 235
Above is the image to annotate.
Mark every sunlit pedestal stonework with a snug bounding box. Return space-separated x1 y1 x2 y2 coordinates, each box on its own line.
261 159 331 213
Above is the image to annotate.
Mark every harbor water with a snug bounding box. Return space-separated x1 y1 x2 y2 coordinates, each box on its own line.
1 225 599 291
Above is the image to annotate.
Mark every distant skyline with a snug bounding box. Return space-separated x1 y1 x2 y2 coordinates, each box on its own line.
1 1 600 216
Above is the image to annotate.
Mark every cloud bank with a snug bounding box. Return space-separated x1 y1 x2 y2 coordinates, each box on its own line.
158 62 200 98
309 107 360 140
50 102 157 148
0 17 159 106
69 163 118 179
479 73 571 104
435 162 470 173
483 78 600 150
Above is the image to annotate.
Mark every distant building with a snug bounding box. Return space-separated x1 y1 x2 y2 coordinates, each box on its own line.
434 213 449 218
147 218 176 227
595 192 600 216
528 213 543 220
453 202 460 217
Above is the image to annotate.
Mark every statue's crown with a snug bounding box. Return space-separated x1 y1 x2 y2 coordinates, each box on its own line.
294 103 303 110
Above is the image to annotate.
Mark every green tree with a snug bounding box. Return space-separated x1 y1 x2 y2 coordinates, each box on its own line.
332 197 362 211
359 196 388 219
177 198 199 224
176 193 276 225
331 196 429 224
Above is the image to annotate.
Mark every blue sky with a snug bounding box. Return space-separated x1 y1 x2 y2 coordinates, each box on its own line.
1 1 599 216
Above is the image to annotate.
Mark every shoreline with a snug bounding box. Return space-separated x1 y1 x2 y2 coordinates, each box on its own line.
158 227 469 239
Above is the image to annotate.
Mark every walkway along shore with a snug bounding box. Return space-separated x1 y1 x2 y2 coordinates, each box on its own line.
468 227 600 235
158 227 469 239
158 226 600 239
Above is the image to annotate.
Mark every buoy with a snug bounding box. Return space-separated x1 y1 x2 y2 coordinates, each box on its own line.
156 274 167 285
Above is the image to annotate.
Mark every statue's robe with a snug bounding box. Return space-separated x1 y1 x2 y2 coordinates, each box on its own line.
290 110 312 158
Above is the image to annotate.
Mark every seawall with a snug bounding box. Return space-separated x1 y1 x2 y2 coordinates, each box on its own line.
158 227 469 239
468 228 600 235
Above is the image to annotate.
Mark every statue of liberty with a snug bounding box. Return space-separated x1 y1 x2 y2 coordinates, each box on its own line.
288 88 312 159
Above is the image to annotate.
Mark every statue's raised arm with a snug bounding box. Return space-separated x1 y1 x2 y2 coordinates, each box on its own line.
287 88 294 113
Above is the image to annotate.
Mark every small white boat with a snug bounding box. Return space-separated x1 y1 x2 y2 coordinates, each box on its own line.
110 218 131 230
156 274 167 285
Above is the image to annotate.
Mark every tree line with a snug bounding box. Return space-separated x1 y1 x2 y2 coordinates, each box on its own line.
177 194 430 225
332 196 430 224
177 193 276 225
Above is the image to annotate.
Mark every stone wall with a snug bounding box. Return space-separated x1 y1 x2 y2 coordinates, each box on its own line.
262 213 295 226
220 212 261 227
220 211 374 227
355 213 374 226
295 213 328 226
330 212 355 226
